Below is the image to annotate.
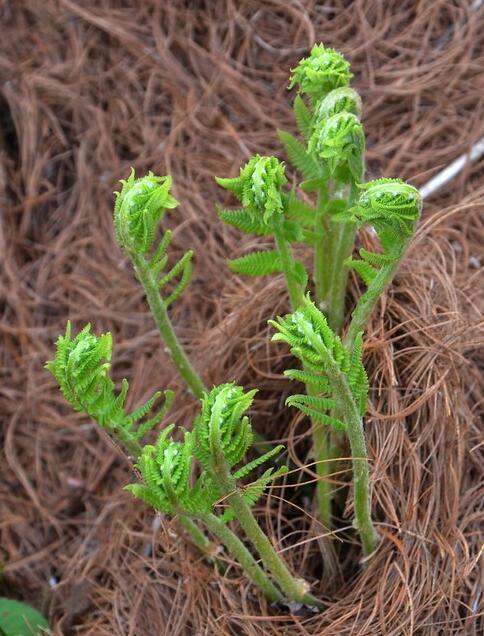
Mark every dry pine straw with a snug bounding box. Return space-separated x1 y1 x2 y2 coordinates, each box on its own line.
0 1 483 634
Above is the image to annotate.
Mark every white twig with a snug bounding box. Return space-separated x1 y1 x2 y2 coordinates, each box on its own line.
420 137 484 200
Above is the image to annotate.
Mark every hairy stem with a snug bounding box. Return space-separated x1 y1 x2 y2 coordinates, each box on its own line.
306 331 378 557
343 248 408 353
199 511 282 603
130 251 206 399
325 182 358 334
179 515 215 559
314 183 330 307
212 460 323 608
272 215 304 310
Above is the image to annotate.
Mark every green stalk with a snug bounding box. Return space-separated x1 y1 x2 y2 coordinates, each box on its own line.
109 426 215 558
306 330 378 557
179 516 215 557
314 183 330 307
325 181 358 334
199 511 282 603
212 456 323 608
343 246 410 353
273 212 333 531
130 251 206 399
271 215 304 310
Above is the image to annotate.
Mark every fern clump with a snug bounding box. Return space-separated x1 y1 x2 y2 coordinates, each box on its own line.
47 42 425 609
288 43 352 104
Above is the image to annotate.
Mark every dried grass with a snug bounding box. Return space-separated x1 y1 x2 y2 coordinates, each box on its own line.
0 1 483 634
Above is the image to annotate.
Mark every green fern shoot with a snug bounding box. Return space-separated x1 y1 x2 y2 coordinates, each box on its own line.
270 296 378 556
114 169 205 398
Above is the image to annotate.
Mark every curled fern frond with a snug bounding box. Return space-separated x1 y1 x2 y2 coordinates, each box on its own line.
308 112 365 181
194 384 256 471
313 87 362 123
46 322 171 447
126 426 202 515
288 44 352 104
216 155 287 224
336 178 422 288
114 169 179 255
350 178 422 239
270 295 369 421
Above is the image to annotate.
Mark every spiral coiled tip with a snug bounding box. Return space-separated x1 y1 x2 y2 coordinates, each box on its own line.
114 169 179 255
289 44 352 103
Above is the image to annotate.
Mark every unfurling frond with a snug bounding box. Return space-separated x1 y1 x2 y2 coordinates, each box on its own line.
270 296 369 422
288 44 352 104
308 112 365 181
46 322 172 447
126 427 205 515
313 87 362 124
114 169 179 255
216 155 287 224
194 384 256 471
337 178 422 288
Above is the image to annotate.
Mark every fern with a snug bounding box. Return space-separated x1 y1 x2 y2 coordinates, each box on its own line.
218 208 272 236
288 43 352 105
270 296 377 555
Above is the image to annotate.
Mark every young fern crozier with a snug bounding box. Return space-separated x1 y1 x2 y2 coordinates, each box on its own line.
114 170 205 398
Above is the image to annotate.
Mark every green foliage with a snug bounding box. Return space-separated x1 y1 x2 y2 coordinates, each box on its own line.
0 598 49 636
277 130 322 180
270 296 369 422
218 208 272 236
46 322 173 445
293 94 313 141
308 112 365 181
216 155 287 224
228 250 282 277
114 169 179 255
288 43 352 104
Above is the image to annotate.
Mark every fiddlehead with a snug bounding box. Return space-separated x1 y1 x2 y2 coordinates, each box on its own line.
308 112 365 182
288 43 352 105
114 169 179 256
313 87 362 124
113 170 205 398
216 155 287 224
46 322 173 454
339 178 422 350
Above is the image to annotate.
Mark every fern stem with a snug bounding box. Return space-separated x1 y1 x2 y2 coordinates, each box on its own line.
306 331 378 557
213 464 323 608
325 182 358 334
272 215 304 310
179 516 215 557
199 511 282 603
314 183 330 307
343 249 407 353
130 251 206 399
